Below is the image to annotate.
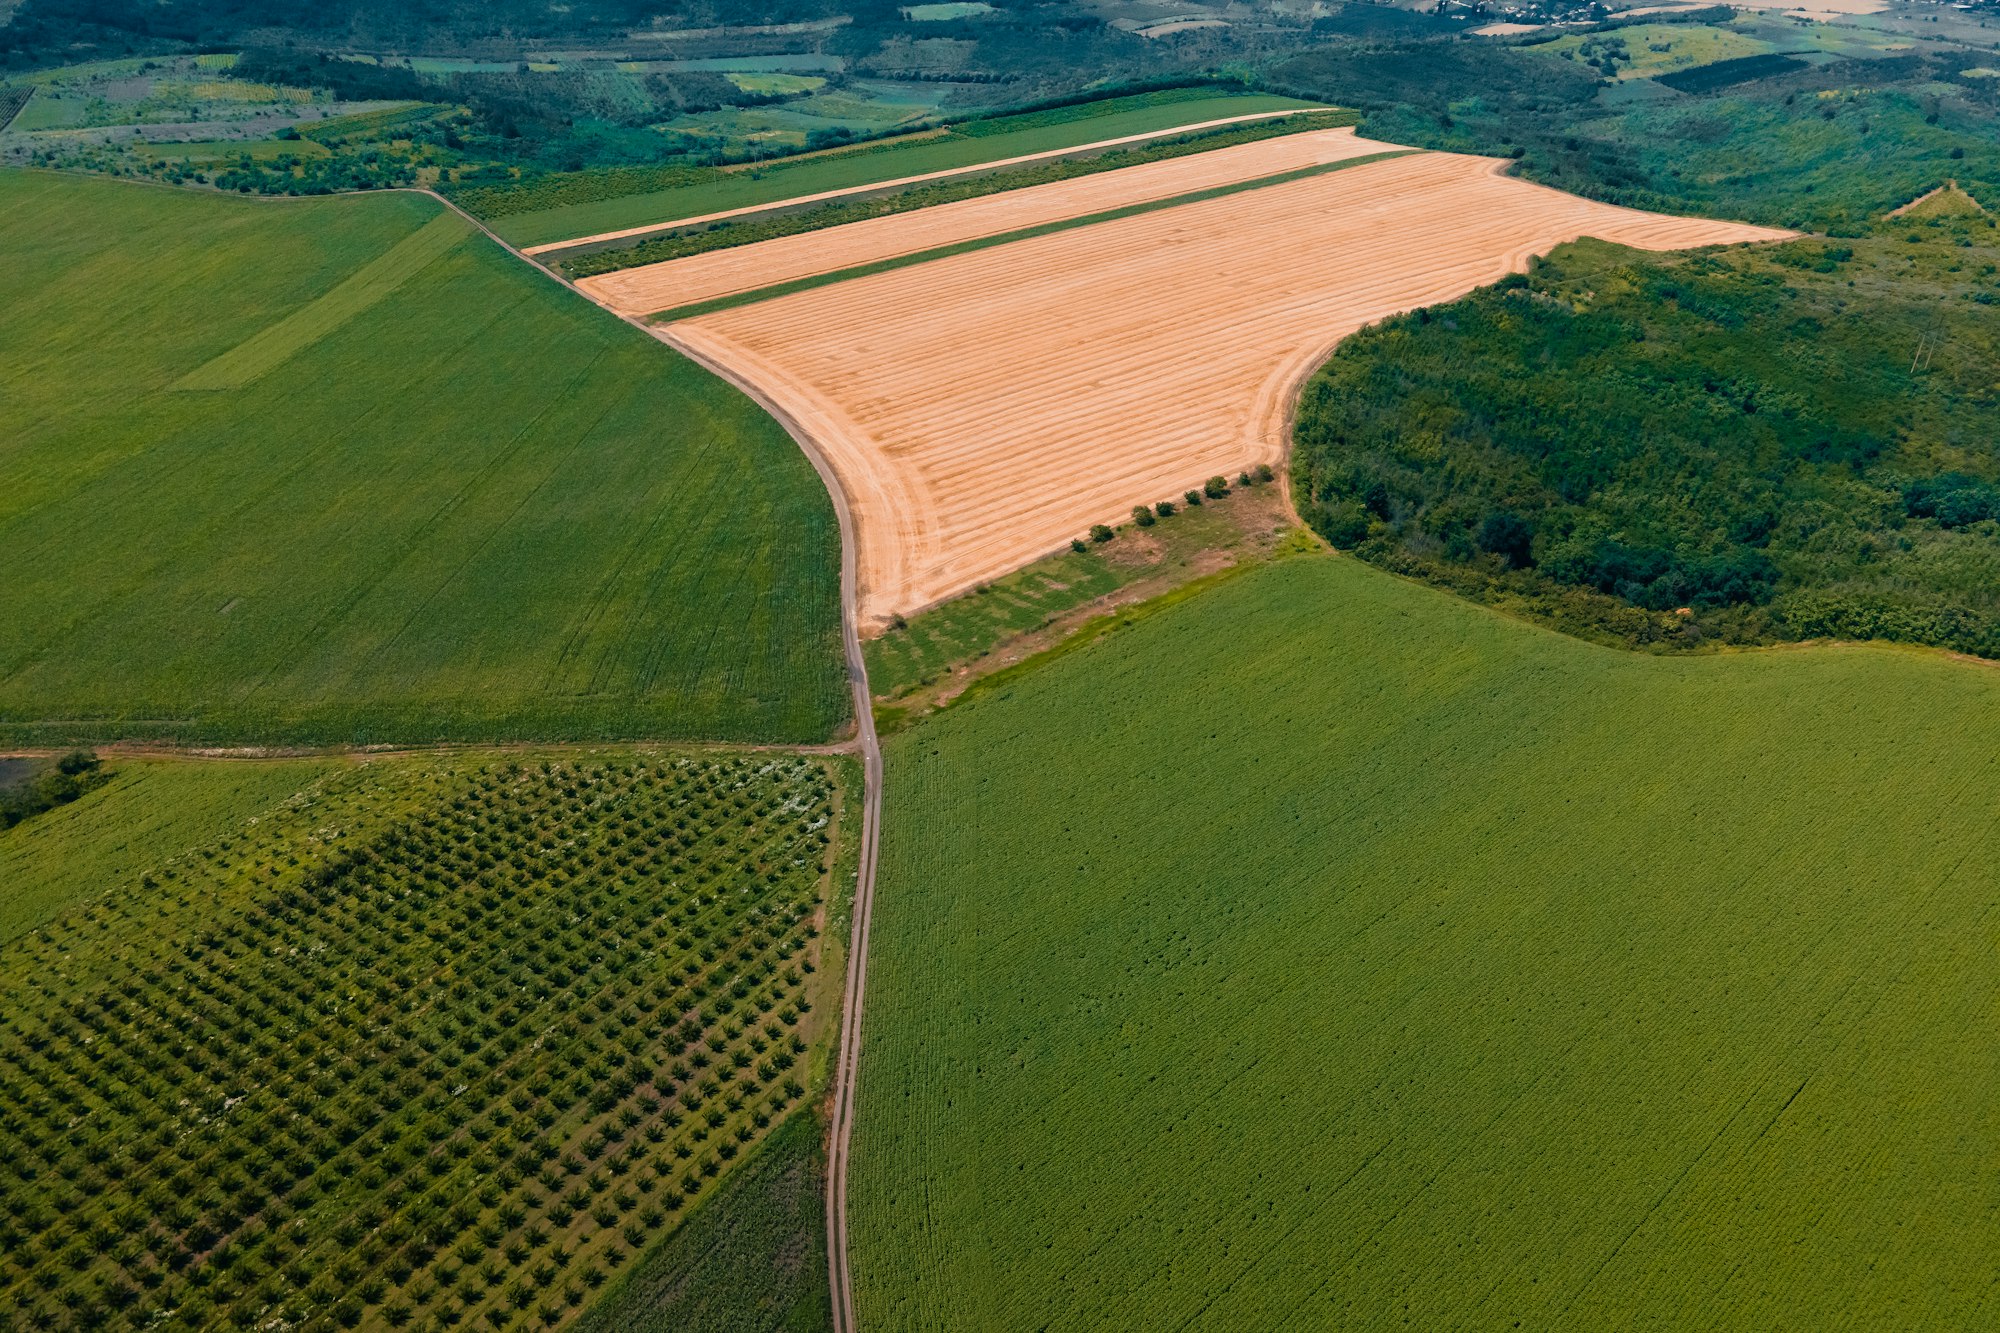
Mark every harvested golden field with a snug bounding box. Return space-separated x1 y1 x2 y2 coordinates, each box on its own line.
666 152 1792 628
578 128 1397 317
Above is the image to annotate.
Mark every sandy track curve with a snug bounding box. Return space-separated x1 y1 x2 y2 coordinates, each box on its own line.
579 128 1396 316
670 151 1792 629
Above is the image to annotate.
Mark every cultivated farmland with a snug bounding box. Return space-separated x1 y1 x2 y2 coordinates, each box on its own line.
0 750 853 1332
665 151 1790 627
850 552 2000 1330
0 170 845 745
577 127 1396 316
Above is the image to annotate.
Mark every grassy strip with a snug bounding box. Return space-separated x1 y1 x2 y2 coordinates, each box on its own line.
933 537 1315 721
175 211 469 390
562 109 1363 278
646 149 1413 322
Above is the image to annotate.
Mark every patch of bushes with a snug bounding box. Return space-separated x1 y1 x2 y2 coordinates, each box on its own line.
0 751 107 830
1293 231 2000 658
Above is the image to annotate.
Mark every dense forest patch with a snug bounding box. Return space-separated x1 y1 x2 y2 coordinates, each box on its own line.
1293 220 2000 658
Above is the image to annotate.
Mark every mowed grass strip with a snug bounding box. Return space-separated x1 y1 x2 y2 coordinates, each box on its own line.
175 212 469 390
0 170 845 745
852 553 2000 1330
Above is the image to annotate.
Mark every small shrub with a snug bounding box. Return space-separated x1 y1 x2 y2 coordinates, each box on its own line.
1090 524 1115 543
1204 476 1229 499
1155 500 1176 517
1184 489 1203 507
1133 505 1156 527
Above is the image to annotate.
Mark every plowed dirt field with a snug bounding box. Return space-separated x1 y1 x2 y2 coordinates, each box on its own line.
579 128 1397 316
665 152 1793 628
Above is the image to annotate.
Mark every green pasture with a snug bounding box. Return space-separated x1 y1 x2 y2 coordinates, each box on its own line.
485 89 1322 247
0 755 341 943
0 170 845 746
851 553 2000 1330
1544 22 1771 81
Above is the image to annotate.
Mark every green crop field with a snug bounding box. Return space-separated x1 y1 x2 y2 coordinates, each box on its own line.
850 553 2000 1330
479 89 1323 248
0 749 851 1332
0 170 845 746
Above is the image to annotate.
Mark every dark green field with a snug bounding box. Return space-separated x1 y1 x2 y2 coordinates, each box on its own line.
852 553 2000 1329
0 170 845 745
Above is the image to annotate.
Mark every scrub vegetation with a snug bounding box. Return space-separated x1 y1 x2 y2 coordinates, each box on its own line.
1294 221 2000 659
0 169 846 746
852 552 2000 1330
0 751 847 1332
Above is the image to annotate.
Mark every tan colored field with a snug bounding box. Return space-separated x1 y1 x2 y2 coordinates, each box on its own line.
664 152 1793 628
579 128 1399 317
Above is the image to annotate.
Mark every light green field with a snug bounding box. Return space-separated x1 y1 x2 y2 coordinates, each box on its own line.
0 755 341 943
488 90 1322 247
852 553 2000 1330
0 170 845 746
726 72 828 95
1546 22 1772 80
903 3 996 19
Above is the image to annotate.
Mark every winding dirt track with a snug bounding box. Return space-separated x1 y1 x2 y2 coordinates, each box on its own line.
667 151 1793 629
577 127 1395 316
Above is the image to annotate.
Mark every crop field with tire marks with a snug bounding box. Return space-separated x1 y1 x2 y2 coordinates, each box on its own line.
850 554 2000 1330
0 169 845 747
669 151 1790 628
0 752 852 1332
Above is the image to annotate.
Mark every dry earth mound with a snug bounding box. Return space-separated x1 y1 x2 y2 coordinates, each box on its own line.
659 151 1792 628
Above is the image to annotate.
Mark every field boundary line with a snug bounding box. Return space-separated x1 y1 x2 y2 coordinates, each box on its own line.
519 107 1332 256
645 149 1420 322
